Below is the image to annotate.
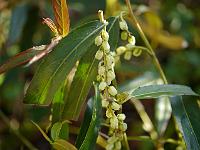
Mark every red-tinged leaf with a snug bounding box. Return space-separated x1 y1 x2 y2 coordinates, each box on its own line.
52 0 70 37
43 18 59 36
0 45 47 74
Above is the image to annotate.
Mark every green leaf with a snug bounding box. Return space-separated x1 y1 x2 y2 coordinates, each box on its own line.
51 121 69 141
61 17 119 120
52 139 77 150
131 84 198 100
51 81 66 123
171 96 200 150
0 45 47 74
75 84 102 150
24 20 105 105
118 72 158 92
107 17 120 52
118 73 172 136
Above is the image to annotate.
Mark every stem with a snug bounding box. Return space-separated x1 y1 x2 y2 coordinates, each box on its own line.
130 99 158 141
124 1 186 149
125 0 168 84
127 136 152 142
123 133 130 150
0 110 38 150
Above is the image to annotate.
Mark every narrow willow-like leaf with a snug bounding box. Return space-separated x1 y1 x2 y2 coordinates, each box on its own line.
75 84 102 150
118 73 172 136
171 96 200 150
131 84 198 100
62 17 119 120
52 139 77 150
61 44 98 120
51 82 66 123
0 45 46 74
52 0 70 37
24 21 104 105
0 45 47 74
118 72 158 92
51 67 75 123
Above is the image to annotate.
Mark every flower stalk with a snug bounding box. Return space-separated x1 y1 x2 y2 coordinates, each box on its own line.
95 10 128 150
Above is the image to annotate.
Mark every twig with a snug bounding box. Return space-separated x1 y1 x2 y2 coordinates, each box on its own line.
124 0 185 149
124 0 168 84
127 136 152 142
130 99 158 141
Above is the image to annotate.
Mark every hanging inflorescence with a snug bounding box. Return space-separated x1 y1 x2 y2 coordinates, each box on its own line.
115 12 142 63
95 10 127 150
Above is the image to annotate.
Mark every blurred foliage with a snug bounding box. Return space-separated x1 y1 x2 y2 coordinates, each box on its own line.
0 0 200 149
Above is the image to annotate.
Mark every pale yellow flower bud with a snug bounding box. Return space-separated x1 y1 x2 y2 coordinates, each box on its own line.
102 30 109 41
95 35 102 46
102 41 110 52
126 43 134 50
119 21 128 30
106 78 112 85
121 123 127 131
117 113 126 121
116 46 126 55
128 35 136 45
106 55 114 66
108 86 118 96
124 51 132 60
110 116 118 129
95 50 103 60
102 100 109 108
121 31 128 41
107 70 115 80
106 109 114 118
98 66 105 75
99 82 107 91
111 101 121 110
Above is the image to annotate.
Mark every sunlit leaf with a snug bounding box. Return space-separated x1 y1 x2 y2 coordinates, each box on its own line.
52 0 70 37
0 45 47 74
131 84 198 100
62 17 119 120
118 73 172 135
24 20 104 105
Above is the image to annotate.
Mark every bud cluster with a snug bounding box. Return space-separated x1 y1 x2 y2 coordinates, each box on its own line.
115 16 142 62
95 14 127 150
